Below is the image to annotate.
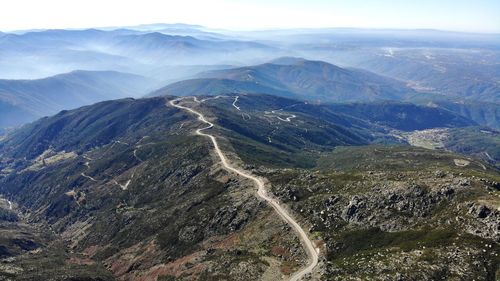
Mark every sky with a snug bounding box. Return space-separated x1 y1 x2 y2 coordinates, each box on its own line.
0 0 499 33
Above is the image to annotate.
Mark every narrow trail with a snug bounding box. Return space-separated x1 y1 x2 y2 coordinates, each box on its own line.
484 151 494 161
169 97 319 281
81 155 98 182
113 179 131 190
270 110 297 122
232 96 241 111
81 172 98 182
81 138 146 189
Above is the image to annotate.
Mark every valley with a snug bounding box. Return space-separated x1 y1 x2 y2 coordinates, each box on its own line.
0 71 158 128
0 17 499 281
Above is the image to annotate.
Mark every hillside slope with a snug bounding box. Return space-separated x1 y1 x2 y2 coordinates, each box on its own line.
0 97 311 280
151 58 417 102
192 94 487 167
149 58 500 129
0 70 156 128
0 94 498 280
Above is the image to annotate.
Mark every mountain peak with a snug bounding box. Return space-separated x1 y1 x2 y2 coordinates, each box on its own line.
154 58 415 102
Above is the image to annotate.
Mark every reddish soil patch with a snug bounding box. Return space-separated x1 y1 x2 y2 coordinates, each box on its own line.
209 233 241 250
136 251 206 281
83 245 101 257
280 261 299 275
271 246 290 258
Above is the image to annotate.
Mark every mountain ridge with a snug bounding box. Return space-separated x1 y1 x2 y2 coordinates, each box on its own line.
0 94 498 280
151 58 418 102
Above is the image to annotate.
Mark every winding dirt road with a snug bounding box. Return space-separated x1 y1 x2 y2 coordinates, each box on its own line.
169 97 319 281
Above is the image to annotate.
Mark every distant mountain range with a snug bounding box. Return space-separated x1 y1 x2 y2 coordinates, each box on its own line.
1 26 499 104
348 48 500 104
0 28 279 80
289 44 500 104
112 32 277 65
150 58 499 129
0 70 156 128
151 58 417 102
1 55 497 131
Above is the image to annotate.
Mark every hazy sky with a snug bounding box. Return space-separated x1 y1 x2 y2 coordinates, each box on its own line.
1 0 499 32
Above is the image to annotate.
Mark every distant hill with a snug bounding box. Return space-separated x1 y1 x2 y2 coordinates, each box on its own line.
0 100 37 129
431 100 500 130
0 29 279 79
354 49 500 104
150 58 499 129
114 32 271 54
328 101 477 131
292 44 500 104
151 58 417 102
111 32 278 65
0 70 156 128
148 78 295 98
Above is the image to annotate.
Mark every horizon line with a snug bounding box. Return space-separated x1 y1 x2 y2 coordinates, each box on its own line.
2 22 499 36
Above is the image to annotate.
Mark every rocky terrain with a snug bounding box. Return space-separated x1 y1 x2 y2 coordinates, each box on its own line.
262 146 500 280
0 94 498 280
0 97 308 280
164 95 500 280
